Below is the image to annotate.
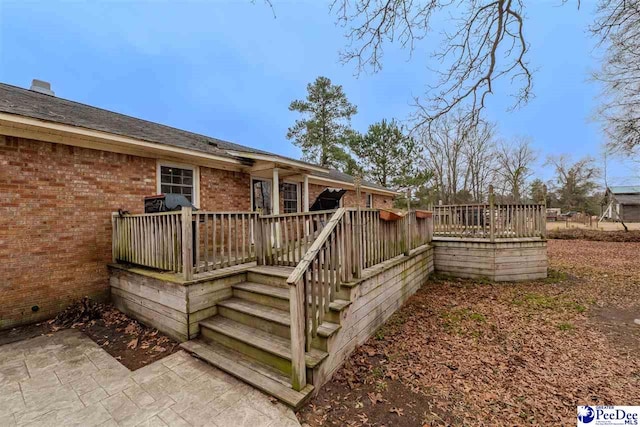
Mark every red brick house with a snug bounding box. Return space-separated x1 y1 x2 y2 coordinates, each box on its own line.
0 81 397 329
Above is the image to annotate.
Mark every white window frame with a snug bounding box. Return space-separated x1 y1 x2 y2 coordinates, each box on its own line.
365 193 373 208
282 181 301 214
156 160 200 208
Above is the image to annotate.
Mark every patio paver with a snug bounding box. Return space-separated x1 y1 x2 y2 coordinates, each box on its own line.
0 329 300 427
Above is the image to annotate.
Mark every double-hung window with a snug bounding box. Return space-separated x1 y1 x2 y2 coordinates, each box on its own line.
283 182 299 213
158 163 198 205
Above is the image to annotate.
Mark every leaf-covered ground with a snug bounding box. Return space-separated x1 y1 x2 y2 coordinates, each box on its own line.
0 298 179 370
298 240 640 426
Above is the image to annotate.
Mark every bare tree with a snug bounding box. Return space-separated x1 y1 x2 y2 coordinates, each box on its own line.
418 110 468 204
332 0 533 126
591 0 640 154
463 119 497 201
494 137 536 202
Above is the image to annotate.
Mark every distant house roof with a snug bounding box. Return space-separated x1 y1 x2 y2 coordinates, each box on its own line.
0 82 393 194
608 186 640 195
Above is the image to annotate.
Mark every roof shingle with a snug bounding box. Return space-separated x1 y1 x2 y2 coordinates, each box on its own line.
0 82 392 193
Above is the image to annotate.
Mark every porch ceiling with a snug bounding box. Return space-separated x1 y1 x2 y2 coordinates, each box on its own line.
249 160 310 180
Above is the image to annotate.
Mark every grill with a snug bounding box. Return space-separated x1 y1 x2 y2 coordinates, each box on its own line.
144 194 197 214
310 188 346 211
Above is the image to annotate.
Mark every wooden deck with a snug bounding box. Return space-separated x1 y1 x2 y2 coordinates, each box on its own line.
110 203 547 407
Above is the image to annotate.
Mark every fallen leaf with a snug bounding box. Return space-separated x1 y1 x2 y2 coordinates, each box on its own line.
367 392 383 405
390 407 404 416
127 338 138 349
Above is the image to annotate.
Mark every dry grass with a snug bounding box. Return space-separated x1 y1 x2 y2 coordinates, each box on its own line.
298 240 640 426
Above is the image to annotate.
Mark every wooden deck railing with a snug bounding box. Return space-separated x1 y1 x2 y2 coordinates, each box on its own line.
286 208 347 391
283 208 434 391
254 210 336 267
433 203 546 239
112 211 184 273
112 207 258 280
192 211 260 274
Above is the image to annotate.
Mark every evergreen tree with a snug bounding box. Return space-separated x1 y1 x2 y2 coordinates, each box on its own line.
287 76 357 170
349 119 429 190
528 179 547 203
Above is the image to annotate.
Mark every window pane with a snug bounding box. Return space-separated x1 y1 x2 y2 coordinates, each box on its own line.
283 183 298 213
160 166 195 202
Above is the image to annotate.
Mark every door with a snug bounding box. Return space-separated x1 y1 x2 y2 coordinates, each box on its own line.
252 179 272 215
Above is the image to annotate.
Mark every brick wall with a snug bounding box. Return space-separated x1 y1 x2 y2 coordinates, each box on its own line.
0 136 250 329
200 168 251 211
0 136 155 328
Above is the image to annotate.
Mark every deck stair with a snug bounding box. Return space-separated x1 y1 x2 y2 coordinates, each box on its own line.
180 265 350 409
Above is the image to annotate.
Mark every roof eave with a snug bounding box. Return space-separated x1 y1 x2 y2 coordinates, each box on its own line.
225 150 329 174
0 112 245 171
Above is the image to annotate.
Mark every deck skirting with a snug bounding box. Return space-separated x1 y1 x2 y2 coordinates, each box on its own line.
311 245 435 388
432 238 547 281
109 264 247 341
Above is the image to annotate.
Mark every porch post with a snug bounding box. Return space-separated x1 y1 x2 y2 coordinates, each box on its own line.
111 212 118 264
181 206 193 280
303 175 310 212
542 184 548 239
272 168 280 248
354 175 362 279
404 189 411 256
272 168 280 215
488 185 495 242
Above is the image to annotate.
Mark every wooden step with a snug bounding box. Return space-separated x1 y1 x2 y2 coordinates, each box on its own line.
217 298 342 340
217 298 291 338
246 266 294 288
200 316 328 369
180 339 314 409
233 281 352 317
233 282 289 310
233 282 351 312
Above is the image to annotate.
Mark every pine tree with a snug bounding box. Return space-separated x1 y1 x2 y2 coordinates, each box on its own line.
349 119 429 190
287 77 357 170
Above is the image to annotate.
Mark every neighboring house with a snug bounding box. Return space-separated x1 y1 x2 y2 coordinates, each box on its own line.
0 80 397 329
546 208 561 221
601 186 640 222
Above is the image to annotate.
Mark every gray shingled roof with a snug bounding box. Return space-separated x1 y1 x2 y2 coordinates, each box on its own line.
0 82 392 192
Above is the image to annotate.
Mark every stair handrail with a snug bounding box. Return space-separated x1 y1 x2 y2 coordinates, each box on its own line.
286 207 346 391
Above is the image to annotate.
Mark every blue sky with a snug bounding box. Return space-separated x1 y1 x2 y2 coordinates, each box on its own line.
0 0 636 186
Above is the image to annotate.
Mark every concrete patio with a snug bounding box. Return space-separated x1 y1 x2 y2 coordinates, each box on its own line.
0 329 299 427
